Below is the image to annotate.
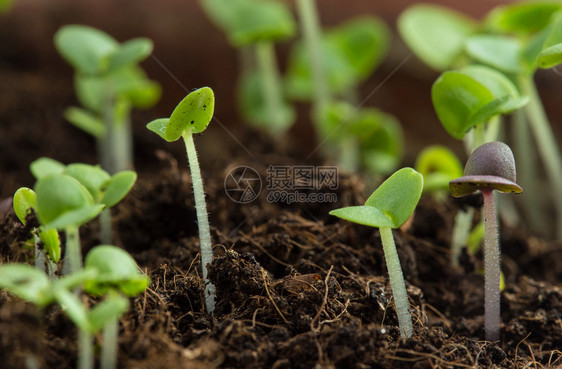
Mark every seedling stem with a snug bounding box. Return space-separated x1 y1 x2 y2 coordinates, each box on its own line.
64 225 82 275
183 130 216 313
380 227 413 338
256 42 285 134
481 188 500 341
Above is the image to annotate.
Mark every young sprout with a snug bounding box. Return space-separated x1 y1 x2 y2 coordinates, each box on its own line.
200 0 296 134
449 141 523 341
146 87 216 313
83 245 150 369
330 168 423 338
34 174 105 275
31 157 137 244
54 25 161 174
13 187 61 276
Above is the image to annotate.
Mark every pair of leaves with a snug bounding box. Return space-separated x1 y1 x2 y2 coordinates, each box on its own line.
415 145 463 193
330 168 423 229
147 87 215 142
54 25 153 76
200 0 296 47
432 65 529 140
285 16 389 100
316 101 403 175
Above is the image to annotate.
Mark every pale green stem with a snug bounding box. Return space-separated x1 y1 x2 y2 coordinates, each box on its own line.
100 96 133 175
296 0 328 111
255 42 286 134
101 316 119 369
34 233 46 272
520 76 562 239
512 108 546 234
379 227 413 338
450 207 474 266
99 208 113 245
63 225 81 275
78 330 93 369
482 189 500 341
182 131 216 313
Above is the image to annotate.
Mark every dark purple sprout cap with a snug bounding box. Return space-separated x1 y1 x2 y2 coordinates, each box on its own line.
449 141 523 197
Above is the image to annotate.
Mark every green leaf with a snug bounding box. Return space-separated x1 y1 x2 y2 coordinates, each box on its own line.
101 171 137 207
485 2 562 35
458 65 529 113
465 35 522 74
398 4 477 71
537 15 562 68
47 204 105 230
64 164 111 201
415 145 463 193
75 74 105 113
88 294 130 332
107 38 153 72
314 100 354 139
63 107 106 138
329 205 396 228
84 245 150 297
52 268 98 293
13 187 37 224
239 71 295 132
167 87 215 140
38 228 61 263
30 157 65 180
34 174 97 227
107 67 161 108
202 0 296 46
432 71 496 139
146 118 170 141
364 167 424 228
54 289 92 332
0 264 51 306
285 16 389 100
54 25 118 75
521 26 551 71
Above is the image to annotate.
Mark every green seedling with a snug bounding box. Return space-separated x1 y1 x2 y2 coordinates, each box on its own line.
54 25 161 174
450 141 522 341
34 174 104 275
316 100 404 175
201 0 296 134
414 145 472 266
81 245 150 369
330 168 423 338
30 157 137 244
13 187 61 277
146 87 216 313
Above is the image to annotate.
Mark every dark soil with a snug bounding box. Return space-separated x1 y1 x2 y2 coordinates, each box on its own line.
1 1 562 368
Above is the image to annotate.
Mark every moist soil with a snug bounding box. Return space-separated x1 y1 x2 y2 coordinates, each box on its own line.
1 130 562 369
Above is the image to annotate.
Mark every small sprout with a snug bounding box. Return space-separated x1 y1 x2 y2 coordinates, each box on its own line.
398 4 478 71
147 87 216 314
84 245 150 369
34 174 105 275
415 145 463 194
449 141 522 341
330 168 423 338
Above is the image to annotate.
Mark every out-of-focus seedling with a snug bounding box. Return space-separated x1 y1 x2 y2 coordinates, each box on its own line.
82 245 150 369
54 25 161 174
414 145 474 266
146 87 216 313
31 157 137 244
201 0 295 134
34 174 104 275
330 168 423 338
450 141 522 341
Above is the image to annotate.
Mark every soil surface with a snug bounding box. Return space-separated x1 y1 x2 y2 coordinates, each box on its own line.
1 1 562 368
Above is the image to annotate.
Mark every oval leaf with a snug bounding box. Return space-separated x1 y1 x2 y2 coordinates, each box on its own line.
364 167 424 228
0 264 51 306
89 294 130 332
64 107 106 138
167 87 215 140
329 205 396 229
485 2 562 35
64 164 111 202
107 38 153 72
39 228 61 263
30 157 65 180
13 187 37 224
146 118 170 141
465 35 522 74
398 4 477 71
101 171 137 207
537 15 562 68
54 25 118 75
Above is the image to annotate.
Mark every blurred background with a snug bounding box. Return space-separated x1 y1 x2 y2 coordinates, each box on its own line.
1 0 560 199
